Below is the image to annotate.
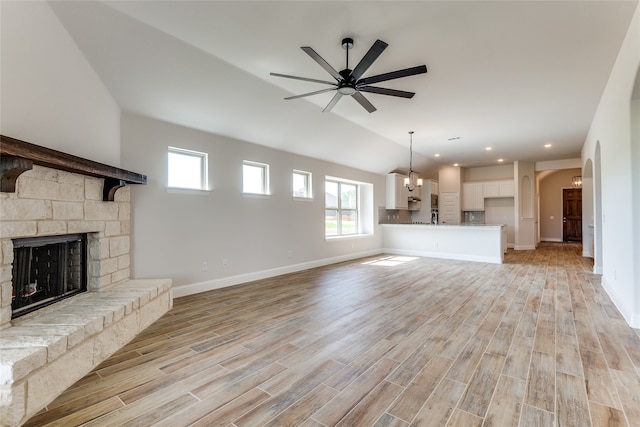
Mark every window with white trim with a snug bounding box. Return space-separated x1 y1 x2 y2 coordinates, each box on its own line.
243 160 270 195
167 147 208 190
325 178 359 236
293 170 312 199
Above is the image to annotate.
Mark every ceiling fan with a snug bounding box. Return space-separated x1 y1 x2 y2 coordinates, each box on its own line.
271 38 427 113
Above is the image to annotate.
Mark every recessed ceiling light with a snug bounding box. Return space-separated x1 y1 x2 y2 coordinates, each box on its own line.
544 143 552 148
485 147 492 151
498 158 504 162
434 153 440 157
453 163 459 167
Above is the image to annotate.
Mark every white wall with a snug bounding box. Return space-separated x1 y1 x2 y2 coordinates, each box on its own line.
464 164 514 182
121 113 385 295
485 198 515 246
0 1 120 165
438 166 462 193
582 4 640 327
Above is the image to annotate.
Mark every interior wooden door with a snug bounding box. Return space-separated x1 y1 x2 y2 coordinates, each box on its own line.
563 188 582 241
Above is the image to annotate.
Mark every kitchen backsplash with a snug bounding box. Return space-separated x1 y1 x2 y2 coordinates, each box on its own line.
378 207 413 224
464 211 486 224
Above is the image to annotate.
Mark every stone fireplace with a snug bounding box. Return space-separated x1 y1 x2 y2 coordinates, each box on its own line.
0 137 172 426
0 164 135 329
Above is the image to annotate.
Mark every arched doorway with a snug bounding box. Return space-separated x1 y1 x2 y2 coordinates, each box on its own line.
594 142 603 274
583 159 594 257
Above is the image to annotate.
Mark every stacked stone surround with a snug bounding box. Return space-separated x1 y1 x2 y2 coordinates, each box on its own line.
0 165 133 329
0 165 172 426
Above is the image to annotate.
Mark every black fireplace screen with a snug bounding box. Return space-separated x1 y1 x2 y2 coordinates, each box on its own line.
11 233 87 318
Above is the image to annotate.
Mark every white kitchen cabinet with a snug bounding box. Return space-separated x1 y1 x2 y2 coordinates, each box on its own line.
483 182 500 198
480 180 515 199
462 182 484 211
386 173 409 209
498 180 514 197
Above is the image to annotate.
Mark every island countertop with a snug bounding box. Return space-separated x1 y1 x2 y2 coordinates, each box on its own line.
383 223 504 228
381 223 506 264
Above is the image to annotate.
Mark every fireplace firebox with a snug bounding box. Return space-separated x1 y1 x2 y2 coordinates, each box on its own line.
11 233 88 318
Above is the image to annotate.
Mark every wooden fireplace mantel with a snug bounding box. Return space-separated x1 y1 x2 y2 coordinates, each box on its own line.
0 135 147 201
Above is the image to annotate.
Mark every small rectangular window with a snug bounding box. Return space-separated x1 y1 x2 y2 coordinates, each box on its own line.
243 160 270 195
168 147 208 190
293 170 312 199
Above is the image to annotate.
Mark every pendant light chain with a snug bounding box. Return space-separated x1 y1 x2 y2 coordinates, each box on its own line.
405 131 422 191
409 131 414 175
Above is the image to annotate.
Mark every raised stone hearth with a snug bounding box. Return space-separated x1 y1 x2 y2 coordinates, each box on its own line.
0 162 171 426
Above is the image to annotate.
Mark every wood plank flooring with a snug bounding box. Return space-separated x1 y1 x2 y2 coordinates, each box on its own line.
24 243 640 426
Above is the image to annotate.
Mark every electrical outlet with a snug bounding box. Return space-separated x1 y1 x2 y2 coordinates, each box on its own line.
222 258 228 268
287 250 292 258
201 262 208 271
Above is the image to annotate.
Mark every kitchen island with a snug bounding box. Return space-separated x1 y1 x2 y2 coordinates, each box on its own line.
381 223 506 264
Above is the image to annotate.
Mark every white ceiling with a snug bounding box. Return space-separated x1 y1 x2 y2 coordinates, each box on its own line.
49 1 637 176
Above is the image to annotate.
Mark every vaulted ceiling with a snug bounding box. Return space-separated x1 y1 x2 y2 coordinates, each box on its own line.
49 1 637 176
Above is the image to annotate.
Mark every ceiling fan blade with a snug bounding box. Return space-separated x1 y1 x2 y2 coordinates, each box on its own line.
350 39 388 81
323 92 343 112
358 86 415 99
285 87 337 100
351 91 377 113
301 47 342 81
357 65 427 86
270 72 337 86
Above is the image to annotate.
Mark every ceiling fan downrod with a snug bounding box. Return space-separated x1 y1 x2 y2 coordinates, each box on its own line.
342 37 354 70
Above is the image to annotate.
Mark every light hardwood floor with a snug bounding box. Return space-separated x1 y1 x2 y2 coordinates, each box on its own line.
24 243 640 426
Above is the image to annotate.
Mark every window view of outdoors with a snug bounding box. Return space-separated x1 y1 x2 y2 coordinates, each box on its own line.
168 149 205 189
243 162 268 194
293 171 311 198
325 180 358 236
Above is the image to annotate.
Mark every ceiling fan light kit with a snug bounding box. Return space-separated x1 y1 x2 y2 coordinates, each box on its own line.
271 37 427 113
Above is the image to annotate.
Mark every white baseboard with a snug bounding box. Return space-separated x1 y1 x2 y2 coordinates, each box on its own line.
540 237 563 242
601 276 640 328
172 249 383 297
514 245 536 250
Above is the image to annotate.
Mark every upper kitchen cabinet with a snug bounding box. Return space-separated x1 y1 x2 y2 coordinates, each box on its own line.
431 180 439 196
483 180 514 198
462 182 484 211
386 173 409 209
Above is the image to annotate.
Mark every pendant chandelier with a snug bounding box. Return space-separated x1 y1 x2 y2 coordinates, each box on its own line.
404 131 423 191
572 176 582 188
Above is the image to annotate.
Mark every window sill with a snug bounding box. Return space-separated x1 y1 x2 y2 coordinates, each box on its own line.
293 196 314 202
167 187 212 195
325 234 373 241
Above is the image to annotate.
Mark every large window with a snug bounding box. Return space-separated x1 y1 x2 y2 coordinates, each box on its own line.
168 147 208 190
293 170 312 199
325 179 358 236
243 160 270 195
